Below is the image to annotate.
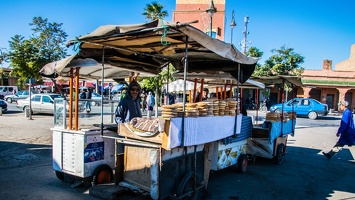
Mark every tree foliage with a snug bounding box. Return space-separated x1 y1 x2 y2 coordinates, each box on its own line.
0 48 8 65
140 2 170 105
142 1 168 20
139 64 176 105
7 16 68 87
253 45 304 77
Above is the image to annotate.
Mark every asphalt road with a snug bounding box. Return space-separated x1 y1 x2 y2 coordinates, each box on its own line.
1 104 355 200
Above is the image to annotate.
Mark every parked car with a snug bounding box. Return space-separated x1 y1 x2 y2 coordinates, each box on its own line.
269 97 328 120
0 99 7 112
16 93 65 115
0 86 18 100
90 92 102 106
4 90 33 103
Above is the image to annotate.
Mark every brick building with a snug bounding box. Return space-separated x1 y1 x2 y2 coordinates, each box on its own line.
300 44 355 111
173 0 225 40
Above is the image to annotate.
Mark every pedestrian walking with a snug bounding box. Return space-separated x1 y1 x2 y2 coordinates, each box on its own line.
146 91 155 118
323 100 355 159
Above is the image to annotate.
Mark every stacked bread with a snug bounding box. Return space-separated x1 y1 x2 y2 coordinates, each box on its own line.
197 102 208 117
227 100 238 116
173 103 184 117
206 101 214 116
218 100 227 116
185 103 199 117
161 105 177 119
212 99 220 116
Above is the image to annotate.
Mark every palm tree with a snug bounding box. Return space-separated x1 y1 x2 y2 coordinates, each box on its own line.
142 1 168 20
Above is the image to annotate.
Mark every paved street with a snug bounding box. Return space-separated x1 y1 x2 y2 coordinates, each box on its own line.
1 104 355 200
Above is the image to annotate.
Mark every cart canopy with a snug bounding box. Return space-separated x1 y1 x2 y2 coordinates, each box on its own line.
250 75 304 87
39 20 258 83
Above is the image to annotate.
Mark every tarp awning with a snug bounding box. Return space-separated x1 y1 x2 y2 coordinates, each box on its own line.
39 20 258 83
250 75 304 87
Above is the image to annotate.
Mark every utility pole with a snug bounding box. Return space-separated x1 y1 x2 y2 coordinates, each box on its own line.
230 10 236 44
239 16 251 54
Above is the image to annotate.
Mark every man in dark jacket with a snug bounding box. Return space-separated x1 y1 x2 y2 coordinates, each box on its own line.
323 100 355 159
114 80 142 123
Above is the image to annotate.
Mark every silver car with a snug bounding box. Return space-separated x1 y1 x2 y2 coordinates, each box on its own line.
4 90 33 103
16 93 65 115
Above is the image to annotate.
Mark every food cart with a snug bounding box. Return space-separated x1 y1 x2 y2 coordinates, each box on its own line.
39 19 259 199
246 76 303 164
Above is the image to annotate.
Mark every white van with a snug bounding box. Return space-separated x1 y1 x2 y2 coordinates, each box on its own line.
0 86 18 99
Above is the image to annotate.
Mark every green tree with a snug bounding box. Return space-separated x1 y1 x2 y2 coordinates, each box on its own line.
0 48 8 65
142 1 168 20
246 47 264 76
139 65 176 106
256 45 304 77
7 17 68 87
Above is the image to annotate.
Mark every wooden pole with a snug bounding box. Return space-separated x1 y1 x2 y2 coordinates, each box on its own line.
193 78 197 103
223 82 227 100
199 79 204 102
68 68 73 130
74 68 80 131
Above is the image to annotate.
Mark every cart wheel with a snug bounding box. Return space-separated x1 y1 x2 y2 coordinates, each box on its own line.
55 170 65 181
237 154 248 173
92 165 113 185
275 144 286 164
176 172 200 200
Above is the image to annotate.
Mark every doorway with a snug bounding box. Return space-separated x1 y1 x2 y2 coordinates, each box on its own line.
326 94 334 109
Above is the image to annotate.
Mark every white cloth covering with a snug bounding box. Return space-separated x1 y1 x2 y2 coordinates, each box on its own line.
168 115 242 148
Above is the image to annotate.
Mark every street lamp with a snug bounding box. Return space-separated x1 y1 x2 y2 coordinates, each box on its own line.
230 10 236 43
206 0 217 37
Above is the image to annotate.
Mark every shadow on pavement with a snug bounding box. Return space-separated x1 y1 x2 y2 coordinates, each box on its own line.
203 145 355 200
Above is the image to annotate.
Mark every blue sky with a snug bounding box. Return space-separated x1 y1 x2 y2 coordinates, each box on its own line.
0 0 354 70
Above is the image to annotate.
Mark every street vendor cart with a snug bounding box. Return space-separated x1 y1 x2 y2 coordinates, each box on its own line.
246 75 303 164
39 19 259 199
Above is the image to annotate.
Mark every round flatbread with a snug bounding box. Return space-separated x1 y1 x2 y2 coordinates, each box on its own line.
162 105 176 109
162 114 175 118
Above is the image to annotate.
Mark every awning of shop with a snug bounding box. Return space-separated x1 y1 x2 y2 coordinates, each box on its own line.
250 75 303 87
172 71 265 89
39 20 258 83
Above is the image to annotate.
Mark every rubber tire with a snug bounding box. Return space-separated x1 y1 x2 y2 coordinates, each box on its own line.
260 106 267 112
176 172 200 200
92 165 113 185
237 154 248 173
275 144 286 164
6 98 12 103
308 111 317 120
55 170 65 181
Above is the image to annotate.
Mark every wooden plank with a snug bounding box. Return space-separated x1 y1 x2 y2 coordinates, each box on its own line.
123 146 153 191
118 123 165 144
161 120 171 150
203 142 215 189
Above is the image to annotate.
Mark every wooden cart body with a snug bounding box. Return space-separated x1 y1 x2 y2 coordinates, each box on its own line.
116 115 246 199
247 119 296 160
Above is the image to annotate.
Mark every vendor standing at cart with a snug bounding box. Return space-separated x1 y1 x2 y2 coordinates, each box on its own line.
195 88 209 102
114 80 142 123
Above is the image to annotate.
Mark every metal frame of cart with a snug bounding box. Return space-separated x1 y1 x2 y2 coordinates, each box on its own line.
39 19 259 199
247 76 303 164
